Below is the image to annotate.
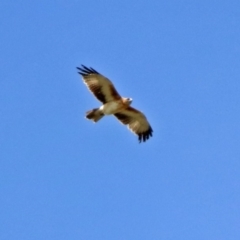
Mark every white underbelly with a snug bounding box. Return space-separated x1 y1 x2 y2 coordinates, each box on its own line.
100 101 121 115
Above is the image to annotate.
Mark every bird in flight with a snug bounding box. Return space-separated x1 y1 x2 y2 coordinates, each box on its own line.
77 65 153 142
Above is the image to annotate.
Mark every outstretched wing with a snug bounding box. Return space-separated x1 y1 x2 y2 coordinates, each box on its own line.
114 106 153 142
77 65 121 104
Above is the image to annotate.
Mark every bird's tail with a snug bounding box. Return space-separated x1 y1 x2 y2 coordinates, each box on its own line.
85 108 104 122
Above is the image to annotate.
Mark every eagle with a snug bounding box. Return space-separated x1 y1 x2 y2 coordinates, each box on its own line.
77 65 153 142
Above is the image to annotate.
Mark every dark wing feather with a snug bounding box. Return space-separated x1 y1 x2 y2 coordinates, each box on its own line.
114 106 153 143
77 65 121 104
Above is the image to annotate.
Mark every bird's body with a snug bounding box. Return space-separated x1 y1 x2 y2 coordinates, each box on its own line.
77 65 153 142
100 99 126 115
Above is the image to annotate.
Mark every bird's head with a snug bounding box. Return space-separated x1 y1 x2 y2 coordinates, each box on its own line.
123 97 133 105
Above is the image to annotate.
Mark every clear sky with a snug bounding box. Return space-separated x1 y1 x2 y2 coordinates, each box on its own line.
1 1 240 239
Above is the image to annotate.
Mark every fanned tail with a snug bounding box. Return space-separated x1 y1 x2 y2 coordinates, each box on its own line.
86 108 104 122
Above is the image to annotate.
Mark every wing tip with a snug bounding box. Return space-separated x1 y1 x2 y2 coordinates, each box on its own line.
76 65 99 76
138 126 153 143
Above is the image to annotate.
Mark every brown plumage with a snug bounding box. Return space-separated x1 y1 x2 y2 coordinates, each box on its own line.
114 107 153 142
77 65 153 142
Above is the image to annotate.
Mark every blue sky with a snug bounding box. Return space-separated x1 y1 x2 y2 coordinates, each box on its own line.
1 1 240 239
